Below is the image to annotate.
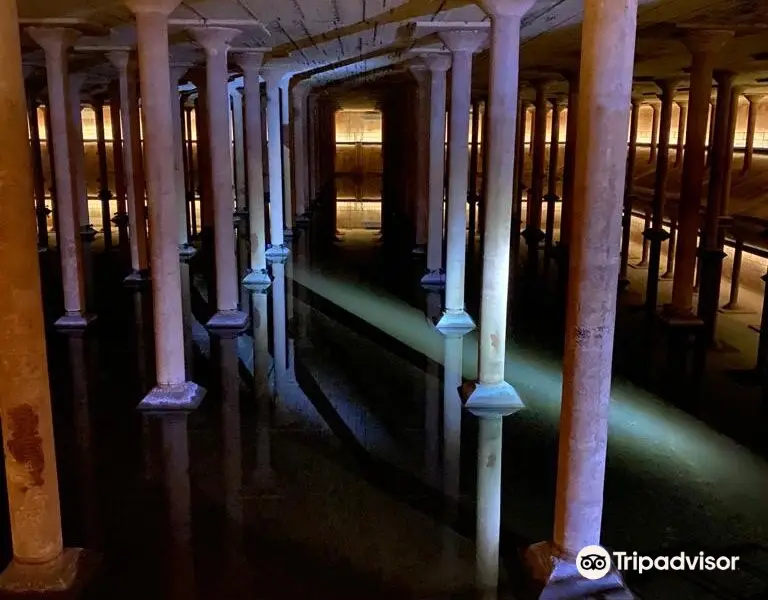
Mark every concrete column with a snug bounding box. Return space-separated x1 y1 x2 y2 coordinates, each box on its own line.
236 53 271 290
435 30 486 335
409 62 431 253
758 269 768 376
0 7 82 589
279 77 294 237
675 99 688 168
743 94 765 173
192 78 214 234
544 98 563 255
68 72 93 238
644 79 679 315
190 27 248 330
128 0 205 410
262 65 291 258
170 62 194 257
231 86 247 214
93 95 113 248
665 29 733 324
420 54 451 287
292 82 310 220
619 97 641 287
108 84 129 248
460 2 533 594
522 79 548 254
468 97 481 243
183 104 197 237
527 0 638 595
107 51 150 283
558 72 579 253
722 239 743 310
648 99 661 163
26 91 50 250
28 27 93 328
706 99 717 166
513 98 529 250
637 209 651 267
698 73 739 344
662 219 677 279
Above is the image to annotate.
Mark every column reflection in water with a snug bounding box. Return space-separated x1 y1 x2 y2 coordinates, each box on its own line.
424 291 443 487
150 413 196 600
65 332 101 549
250 290 275 490
270 259 290 423
285 252 297 384
441 332 464 568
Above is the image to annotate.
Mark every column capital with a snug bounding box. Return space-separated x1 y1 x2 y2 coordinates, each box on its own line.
169 62 193 84
549 96 566 109
745 93 767 104
438 29 489 54
654 78 681 97
70 71 88 92
261 61 293 85
105 49 130 72
26 27 81 55
713 69 737 88
234 51 264 73
675 98 689 108
481 0 536 18
292 80 311 107
188 27 241 56
124 0 181 16
420 53 451 73
678 27 734 56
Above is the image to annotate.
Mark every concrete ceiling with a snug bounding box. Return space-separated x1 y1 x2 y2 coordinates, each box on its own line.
16 0 768 100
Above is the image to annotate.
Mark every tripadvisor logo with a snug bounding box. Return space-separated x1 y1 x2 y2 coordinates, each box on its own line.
576 545 740 579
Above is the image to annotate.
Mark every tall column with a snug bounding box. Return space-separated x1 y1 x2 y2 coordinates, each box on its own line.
544 98 563 256
237 53 271 290
435 30 487 335
128 0 205 409
69 72 93 238
644 79 679 315
420 54 451 287
674 99 688 167
664 29 733 324
558 71 579 253
107 51 150 283
292 82 310 220
698 73 739 345
279 77 294 237
0 3 85 590
28 27 93 328
190 27 248 330
723 239 743 310
528 0 638 596
461 3 533 595
93 95 113 248
522 79 548 256
231 86 247 214
619 97 641 287
26 91 50 250
170 62 195 257
109 84 129 248
648 99 661 163
513 98 529 255
409 62 430 254
706 98 717 166
262 65 291 258
184 103 197 237
742 94 765 173
662 219 677 279
468 97 481 242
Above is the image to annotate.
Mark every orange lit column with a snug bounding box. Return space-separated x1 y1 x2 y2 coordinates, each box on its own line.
527 0 638 595
107 50 150 283
170 61 195 258
0 1 84 590
544 97 563 258
128 0 205 409
109 83 129 249
26 87 51 250
742 94 765 173
28 27 94 328
648 99 660 164
674 99 688 168
522 78 548 259
619 96 641 288
664 29 732 325
93 95 113 249
69 72 94 239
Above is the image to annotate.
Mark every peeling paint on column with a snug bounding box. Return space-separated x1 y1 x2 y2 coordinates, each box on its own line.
7 404 45 487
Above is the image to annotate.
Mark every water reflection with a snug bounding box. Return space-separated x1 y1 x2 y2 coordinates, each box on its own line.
180 260 195 379
250 291 276 491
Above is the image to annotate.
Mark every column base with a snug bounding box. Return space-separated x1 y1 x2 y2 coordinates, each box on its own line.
420 269 446 288
206 310 249 331
719 303 753 315
629 261 649 270
178 244 197 259
435 309 476 336
462 381 525 418
79 225 98 242
137 381 206 411
265 244 291 260
525 542 634 600
411 245 426 256
660 271 674 280
521 226 545 246
657 306 704 329
37 246 48 254
283 228 294 240
123 269 150 286
296 213 311 226
54 312 97 330
0 548 96 594
242 269 272 291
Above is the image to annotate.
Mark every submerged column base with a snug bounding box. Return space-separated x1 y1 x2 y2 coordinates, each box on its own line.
123 269 151 285
525 542 634 600
137 381 206 411
54 312 97 330
283 227 294 240
420 269 446 288
265 244 291 260
436 309 476 336
242 269 272 291
463 381 525 418
178 244 197 259
0 548 96 594
206 310 249 330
